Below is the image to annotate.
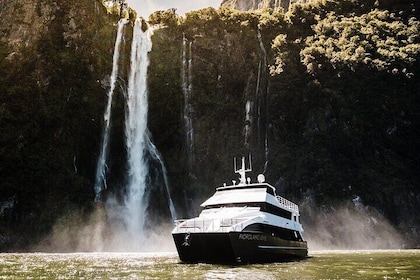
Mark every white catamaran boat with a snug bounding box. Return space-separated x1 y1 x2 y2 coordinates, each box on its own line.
172 157 308 264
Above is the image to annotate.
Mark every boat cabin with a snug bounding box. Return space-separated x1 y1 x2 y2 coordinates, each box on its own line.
200 183 300 222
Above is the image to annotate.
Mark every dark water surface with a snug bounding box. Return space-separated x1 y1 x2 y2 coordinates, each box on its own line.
0 250 418 279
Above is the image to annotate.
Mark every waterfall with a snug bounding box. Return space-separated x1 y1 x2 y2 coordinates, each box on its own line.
244 100 252 148
123 18 153 238
256 28 269 172
123 19 177 240
94 18 128 202
93 18 177 250
147 140 177 220
181 34 195 173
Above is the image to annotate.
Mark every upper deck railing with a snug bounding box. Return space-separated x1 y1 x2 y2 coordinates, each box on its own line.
220 156 300 214
174 218 247 233
276 196 299 213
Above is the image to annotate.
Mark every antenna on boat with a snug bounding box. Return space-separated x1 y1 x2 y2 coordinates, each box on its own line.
234 155 252 185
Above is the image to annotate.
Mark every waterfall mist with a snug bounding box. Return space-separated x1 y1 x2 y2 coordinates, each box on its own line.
302 199 405 251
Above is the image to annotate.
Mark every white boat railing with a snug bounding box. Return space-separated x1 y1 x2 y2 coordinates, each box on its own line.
276 196 299 213
174 218 246 233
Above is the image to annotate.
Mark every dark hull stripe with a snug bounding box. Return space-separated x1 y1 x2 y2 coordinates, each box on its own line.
258 245 308 250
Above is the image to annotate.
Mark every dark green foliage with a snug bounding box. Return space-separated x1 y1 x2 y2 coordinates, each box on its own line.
148 2 419 243
0 0 419 250
268 0 419 226
0 0 118 249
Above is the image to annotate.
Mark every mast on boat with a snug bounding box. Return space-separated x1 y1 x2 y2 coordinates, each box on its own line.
234 155 252 185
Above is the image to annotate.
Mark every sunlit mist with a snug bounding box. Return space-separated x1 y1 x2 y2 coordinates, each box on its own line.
302 200 405 251
35 205 176 252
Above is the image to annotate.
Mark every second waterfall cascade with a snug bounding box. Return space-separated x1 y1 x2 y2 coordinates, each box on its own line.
181 34 195 175
94 18 128 202
95 18 177 250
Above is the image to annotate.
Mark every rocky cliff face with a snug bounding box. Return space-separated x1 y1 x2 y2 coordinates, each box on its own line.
1 0 50 51
0 1 419 251
0 0 121 250
148 4 420 248
1 0 109 53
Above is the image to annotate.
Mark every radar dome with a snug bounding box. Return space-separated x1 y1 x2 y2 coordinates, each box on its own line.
257 174 265 183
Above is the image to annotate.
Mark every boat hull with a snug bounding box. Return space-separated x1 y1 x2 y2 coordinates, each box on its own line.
172 231 308 264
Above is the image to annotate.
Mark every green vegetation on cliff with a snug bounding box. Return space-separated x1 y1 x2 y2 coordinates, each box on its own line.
0 0 120 249
148 0 419 245
0 0 419 250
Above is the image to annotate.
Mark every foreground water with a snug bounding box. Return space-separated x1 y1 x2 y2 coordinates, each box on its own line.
0 250 418 279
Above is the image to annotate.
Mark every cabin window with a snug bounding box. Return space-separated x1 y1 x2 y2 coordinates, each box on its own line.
260 203 292 219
